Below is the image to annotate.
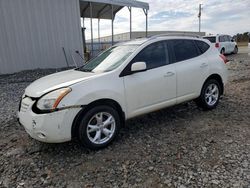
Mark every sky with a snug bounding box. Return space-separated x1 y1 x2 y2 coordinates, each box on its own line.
84 0 250 39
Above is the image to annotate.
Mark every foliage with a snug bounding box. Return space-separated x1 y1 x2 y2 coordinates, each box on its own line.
233 32 250 42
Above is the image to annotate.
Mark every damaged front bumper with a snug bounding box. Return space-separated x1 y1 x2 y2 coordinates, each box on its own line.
18 96 81 143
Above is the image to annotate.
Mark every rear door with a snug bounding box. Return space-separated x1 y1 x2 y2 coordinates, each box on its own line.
220 35 231 53
169 39 210 103
224 35 231 53
228 36 235 52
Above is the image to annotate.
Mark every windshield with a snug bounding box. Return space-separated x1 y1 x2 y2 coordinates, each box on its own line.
77 45 138 73
203 37 216 43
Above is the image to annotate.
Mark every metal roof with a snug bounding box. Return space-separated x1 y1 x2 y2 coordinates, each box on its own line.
116 33 205 46
80 0 149 19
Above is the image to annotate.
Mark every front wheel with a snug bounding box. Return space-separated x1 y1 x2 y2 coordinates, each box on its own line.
77 105 121 149
196 79 222 110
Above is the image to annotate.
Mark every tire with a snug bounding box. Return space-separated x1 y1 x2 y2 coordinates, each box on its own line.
220 48 225 55
196 79 222 110
233 46 238 54
77 105 121 149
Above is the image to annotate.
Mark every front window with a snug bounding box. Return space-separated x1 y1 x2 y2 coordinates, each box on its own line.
77 45 138 73
132 41 168 70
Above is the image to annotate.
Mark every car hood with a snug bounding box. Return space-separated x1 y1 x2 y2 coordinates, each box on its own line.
25 69 98 98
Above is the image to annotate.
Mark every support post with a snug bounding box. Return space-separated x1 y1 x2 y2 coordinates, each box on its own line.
82 17 86 53
198 4 202 33
146 9 148 37
111 5 114 45
90 2 94 56
98 18 101 51
128 7 132 40
143 9 148 37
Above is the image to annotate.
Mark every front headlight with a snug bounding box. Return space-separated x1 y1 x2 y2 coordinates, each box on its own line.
36 88 71 111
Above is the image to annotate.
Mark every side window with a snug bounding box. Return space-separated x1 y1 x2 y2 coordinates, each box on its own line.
195 40 210 54
171 39 200 62
132 41 168 70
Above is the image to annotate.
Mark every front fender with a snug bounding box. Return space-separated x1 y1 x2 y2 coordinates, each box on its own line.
57 74 126 115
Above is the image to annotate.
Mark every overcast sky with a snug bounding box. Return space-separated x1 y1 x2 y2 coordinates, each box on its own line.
84 0 250 39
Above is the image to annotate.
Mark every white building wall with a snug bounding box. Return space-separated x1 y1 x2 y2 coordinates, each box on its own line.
0 0 83 74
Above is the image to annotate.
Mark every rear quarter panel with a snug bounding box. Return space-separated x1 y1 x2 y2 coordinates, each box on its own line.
207 47 228 85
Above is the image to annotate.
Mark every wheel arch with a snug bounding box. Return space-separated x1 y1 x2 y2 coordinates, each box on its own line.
220 47 225 54
202 74 224 95
71 98 125 140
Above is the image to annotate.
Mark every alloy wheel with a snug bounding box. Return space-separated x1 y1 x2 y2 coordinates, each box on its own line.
86 112 116 145
205 83 219 106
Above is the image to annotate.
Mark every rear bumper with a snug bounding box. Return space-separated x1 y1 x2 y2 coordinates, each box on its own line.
18 97 81 143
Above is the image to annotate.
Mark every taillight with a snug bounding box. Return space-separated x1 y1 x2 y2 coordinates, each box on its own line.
215 43 220 48
219 54 228 64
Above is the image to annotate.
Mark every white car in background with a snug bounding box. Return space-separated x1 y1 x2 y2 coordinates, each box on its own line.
203 34 238 55
18 35 228 149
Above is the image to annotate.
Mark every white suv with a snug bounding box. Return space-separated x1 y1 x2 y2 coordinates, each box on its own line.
203 34 238 55
18 35 228 149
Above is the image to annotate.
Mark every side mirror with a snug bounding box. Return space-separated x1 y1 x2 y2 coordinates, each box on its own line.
231 39 235 42
131 62 147 73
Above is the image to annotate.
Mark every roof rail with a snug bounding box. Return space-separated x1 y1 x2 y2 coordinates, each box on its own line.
149 33 202 39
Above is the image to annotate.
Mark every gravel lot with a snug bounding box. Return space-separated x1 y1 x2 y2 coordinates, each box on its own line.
0 49 250 188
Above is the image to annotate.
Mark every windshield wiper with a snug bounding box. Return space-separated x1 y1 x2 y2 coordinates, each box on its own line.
80 69 93 73
75 67 93 73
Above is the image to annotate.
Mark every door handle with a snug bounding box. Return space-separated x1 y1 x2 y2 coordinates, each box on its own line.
164 72 175 77
200 63 208 68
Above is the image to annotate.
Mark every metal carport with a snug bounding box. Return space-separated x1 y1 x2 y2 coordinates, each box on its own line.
79 0 149 56
0 0 149 74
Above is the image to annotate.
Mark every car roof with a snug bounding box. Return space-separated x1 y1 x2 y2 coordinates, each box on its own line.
118 35 205 46
118 38 148 46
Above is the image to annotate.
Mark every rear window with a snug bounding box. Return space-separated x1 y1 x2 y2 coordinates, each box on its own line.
219 36 225 42
203 37 216 43
225 35 230 42
195 40 210 54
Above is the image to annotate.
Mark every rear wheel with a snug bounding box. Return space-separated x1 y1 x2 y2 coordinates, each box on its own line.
233 46 238 54
220 48 225 55
196 79 221 110
77 105 121 149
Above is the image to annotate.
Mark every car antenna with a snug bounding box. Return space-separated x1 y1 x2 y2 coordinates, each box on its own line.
75 50 85 63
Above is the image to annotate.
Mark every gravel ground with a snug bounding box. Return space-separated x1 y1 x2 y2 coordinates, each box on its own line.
0 51 250 188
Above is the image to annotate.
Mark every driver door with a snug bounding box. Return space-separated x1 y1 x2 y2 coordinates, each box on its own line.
121 41 177 118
